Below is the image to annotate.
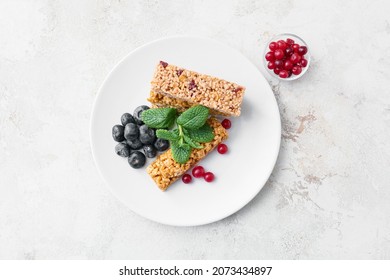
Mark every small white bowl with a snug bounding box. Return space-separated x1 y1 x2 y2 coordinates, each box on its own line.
263 33 311 81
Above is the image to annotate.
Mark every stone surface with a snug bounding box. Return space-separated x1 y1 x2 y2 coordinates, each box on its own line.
1 0 390 259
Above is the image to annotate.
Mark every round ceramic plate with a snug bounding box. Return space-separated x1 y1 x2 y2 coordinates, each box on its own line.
90 36 281 226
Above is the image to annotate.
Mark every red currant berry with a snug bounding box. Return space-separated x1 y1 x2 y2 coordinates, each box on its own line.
277 40 287 50
182 174 192 184
300 58 308 67
217 143 228 154
267 61 275 70
290 53 301 64
292 66 302 75
269 42 278 51
286 38 295 45
265 51 275 62
279 70 288 79
221 119 231 129
285 47 293 57
298 46 308 55
204 172 215 182
192 166 205 178
292 44 300 52
274 59 284 68
284 60 294 70
273 68 281 75
274 49 284 60
287 70 292 77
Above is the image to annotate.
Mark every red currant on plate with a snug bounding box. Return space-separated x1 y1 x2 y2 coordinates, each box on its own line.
192 166 205 178
182 174 192 184
217 143 228 154
204 172 215 182
221 119 231 129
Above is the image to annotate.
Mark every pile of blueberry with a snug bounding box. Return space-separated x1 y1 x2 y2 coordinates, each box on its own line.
112 105 169 169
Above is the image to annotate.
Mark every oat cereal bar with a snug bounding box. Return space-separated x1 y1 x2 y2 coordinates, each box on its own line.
148 91 229 116
148 91 191 112
150 61 245 116
146 118 228 191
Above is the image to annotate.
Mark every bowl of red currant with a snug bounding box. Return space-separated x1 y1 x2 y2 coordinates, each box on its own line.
264 33 310 80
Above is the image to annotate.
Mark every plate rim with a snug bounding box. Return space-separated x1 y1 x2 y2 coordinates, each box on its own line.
90 35 281 226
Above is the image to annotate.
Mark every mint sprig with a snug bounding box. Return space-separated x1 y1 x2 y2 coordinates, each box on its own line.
177 105 209 129
156 129 179 141
187 123 215 143
183 134 202 149
171 141 191 164
141 108 177 128
141 105 215 164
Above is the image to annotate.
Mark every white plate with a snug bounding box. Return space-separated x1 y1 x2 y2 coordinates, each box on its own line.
90 36 281 226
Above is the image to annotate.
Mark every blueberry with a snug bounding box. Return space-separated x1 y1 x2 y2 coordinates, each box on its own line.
139 124 156 144
121 113 135 126
143 144 157 158
128 151 146 169
126 138 143 150
154 138 170 152
112 125 125 142
124 123 139 140
115 143 131 157
133 105 150 125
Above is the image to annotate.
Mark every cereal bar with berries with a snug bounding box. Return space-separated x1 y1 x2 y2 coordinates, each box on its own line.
147 91 230 116
150 61 245 117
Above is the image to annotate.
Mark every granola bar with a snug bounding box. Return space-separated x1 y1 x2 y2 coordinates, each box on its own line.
150 62 245 116
148 91 191 112
146 118 228 191
148 91 229 116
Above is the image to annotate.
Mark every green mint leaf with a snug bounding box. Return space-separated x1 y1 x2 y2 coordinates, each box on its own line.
141 108 177 128
156 129 179 141
183 134 203 149
188 123 215 143
171 141 191 164
176 105 209 130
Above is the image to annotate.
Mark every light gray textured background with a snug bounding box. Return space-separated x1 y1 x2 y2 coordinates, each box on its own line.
1 0 390 259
